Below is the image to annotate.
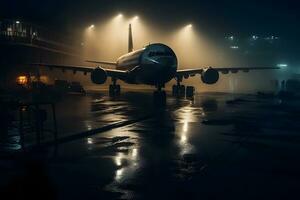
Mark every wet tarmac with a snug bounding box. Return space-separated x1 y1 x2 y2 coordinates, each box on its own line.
1 90 300 199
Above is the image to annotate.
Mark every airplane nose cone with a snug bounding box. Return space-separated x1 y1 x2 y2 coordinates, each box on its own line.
157 57 177 68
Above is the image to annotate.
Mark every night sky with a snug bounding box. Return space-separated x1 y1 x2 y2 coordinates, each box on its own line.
1 0 300 40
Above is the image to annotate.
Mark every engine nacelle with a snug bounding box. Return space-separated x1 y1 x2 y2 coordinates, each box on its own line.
90 67 107 84
201 68 219 84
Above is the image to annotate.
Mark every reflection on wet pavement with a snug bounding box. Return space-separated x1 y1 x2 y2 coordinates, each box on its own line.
2 91 300 199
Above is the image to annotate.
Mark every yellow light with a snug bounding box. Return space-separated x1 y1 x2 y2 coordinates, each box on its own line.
115 152 124 166
16 76 28 85
39 75 49 84
115 168 124 181
183 121 188 132
89 24 95 29
187 24 193 28
181 135 187 143
130 16 139 23
132 148 138 158
117 13 123 18
115 157 122 166
87 138 93 144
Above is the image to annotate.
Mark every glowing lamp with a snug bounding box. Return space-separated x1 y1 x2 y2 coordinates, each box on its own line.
16 76 28 85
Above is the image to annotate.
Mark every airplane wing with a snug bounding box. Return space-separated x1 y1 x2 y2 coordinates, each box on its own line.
30 63 126 78
176 66 280 77
85 60 117 66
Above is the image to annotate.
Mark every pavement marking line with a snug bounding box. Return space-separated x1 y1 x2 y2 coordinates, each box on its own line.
29 114 153 149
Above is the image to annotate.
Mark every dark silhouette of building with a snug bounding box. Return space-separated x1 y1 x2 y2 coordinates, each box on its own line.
0 19 83 88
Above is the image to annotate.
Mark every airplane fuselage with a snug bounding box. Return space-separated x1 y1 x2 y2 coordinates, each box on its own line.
115 43 178 86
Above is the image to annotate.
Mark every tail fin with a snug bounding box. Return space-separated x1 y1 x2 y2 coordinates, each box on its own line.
128 24 133 53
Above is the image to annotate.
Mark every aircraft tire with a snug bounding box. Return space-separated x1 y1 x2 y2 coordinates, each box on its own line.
109 85 115 96
179 85 186 97
172 85 178 96
186 86 195 98
115 85 121 96
109 84 121 97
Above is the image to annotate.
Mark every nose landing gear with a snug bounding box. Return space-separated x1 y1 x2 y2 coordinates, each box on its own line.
153 85 166 106
109 78 121 97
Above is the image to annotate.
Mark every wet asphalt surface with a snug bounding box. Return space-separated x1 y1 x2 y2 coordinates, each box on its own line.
1 90 300 199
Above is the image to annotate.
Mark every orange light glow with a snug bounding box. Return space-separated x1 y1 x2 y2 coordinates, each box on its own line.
16 76 28 85
40 75 49 84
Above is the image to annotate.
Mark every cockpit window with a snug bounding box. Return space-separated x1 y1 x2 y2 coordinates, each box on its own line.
148 51 172 57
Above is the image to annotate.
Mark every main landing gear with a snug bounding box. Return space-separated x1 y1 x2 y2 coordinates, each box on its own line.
172 78 195 98
109 78 121 97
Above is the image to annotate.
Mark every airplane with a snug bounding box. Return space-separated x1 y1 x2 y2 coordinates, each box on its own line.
32 24 279 105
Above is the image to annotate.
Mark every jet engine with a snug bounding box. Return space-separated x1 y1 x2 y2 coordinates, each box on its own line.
91 67 107 84
201 68 219 84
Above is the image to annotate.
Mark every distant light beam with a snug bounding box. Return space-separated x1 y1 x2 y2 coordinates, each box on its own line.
277 63 288 67
130 16 139 23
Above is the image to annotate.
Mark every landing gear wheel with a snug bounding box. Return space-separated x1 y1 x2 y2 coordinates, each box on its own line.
172 85 178 96
109 84 121 97
179 85 186 97
186 86 195 98
172 85 186 97
153 91 166 106
109 85 114 96
115 85 121 96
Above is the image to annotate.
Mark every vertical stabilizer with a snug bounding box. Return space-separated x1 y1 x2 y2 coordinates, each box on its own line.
128 24 133 53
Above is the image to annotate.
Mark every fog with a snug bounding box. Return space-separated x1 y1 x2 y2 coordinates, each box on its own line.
72 14 283 93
